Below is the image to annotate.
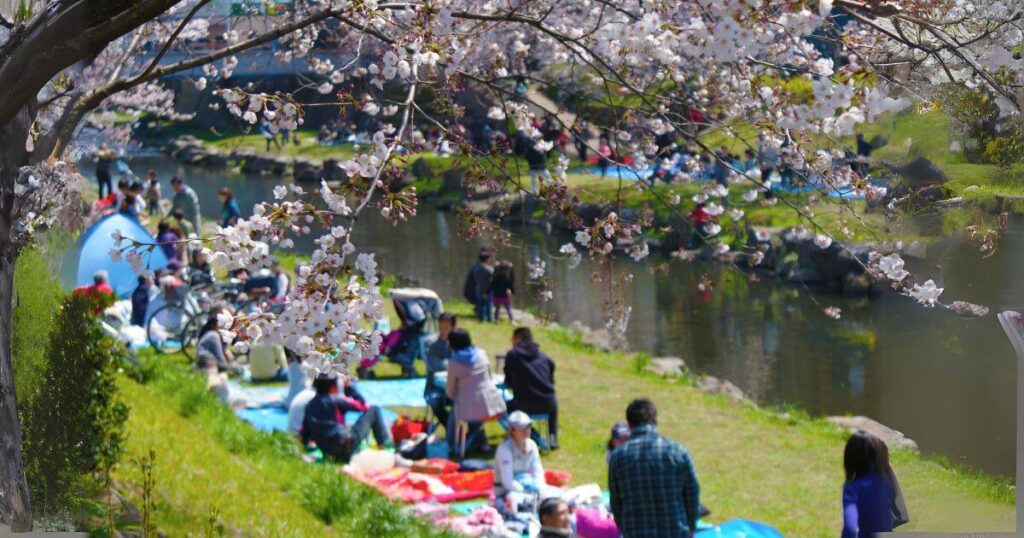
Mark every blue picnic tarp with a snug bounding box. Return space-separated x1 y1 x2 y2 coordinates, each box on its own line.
76 213 169 297
698 519 784 537
232 378 424 433
236 406 399 433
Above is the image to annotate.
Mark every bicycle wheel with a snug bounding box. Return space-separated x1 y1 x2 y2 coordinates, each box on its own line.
181 311 209 361
146 303 190 354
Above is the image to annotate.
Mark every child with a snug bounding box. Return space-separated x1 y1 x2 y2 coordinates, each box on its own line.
145 170 161 216
491 260 515 323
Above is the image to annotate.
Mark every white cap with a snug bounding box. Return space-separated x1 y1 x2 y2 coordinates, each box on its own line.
508 410 532 429
93 269 109 284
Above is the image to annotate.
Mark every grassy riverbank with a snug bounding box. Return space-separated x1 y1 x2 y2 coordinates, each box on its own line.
112 351 448 537
109 298 1015 536
438 303 1015 535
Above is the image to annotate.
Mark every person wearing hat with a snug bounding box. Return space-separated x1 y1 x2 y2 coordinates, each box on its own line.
606 422 630 463
494 410 546 500
301 372 392 462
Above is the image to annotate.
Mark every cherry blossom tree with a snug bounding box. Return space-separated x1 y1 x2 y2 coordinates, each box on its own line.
0 0 1018 529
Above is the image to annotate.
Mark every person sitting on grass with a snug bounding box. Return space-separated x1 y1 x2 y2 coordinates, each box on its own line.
504 327 559 449
194 306 238 373
537 497 576 538
248 344 288 382
842 430 909 538
198 355 245 408
494 411 545 510
301 372 392 462
445 328 506 452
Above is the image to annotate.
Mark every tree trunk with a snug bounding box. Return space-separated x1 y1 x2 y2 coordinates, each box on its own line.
0 246 29 531
0 106 34 531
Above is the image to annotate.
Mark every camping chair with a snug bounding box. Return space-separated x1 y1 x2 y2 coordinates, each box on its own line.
455 414 504 459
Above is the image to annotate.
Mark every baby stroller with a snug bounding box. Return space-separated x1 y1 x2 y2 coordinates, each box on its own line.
359 288 443 377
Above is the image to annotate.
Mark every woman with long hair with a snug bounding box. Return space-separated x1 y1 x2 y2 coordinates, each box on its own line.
841 430 909 537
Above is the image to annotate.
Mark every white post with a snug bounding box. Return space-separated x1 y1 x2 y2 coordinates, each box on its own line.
996 311 1024 535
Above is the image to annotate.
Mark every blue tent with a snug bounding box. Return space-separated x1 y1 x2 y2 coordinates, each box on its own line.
76 213 169 298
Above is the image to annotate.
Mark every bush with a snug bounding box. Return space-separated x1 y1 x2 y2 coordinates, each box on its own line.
936 84 1002 162
11 247 64 404
983 127 1024 168
19 294 129 518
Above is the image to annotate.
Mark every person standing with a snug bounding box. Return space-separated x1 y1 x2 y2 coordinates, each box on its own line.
597 137 612 178
490 260 515 323
841 431 908 538
525 136 552 193
572 119 590 163
464 248 495 322
145 170 162 216
155 221 180 263
130 273 154 327
218 187 242 227
95 144 115 198
503 327 559 449
170 176 201 234
609 398 700 538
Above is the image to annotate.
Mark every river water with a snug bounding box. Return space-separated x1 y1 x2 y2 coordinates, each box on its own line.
81 155 1020 478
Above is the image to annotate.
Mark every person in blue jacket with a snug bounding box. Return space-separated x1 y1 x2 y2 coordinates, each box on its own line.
841 430 909 537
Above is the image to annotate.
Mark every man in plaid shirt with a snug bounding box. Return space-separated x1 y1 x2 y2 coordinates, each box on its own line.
608 399 701 537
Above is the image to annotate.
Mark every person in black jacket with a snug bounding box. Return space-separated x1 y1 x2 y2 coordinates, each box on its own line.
524 135 551 193
503 327 559 449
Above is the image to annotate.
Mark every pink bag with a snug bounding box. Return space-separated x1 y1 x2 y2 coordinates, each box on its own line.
576 507 619 538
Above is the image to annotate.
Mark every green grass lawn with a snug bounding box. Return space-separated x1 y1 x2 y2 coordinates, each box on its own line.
109 298 1014 536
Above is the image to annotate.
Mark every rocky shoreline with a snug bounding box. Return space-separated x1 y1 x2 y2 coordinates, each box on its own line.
165 135 932 296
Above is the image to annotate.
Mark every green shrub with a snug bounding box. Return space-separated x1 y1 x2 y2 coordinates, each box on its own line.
936 84 1002 162
983 127 1024 168
20 294 129 518
11 247 64 404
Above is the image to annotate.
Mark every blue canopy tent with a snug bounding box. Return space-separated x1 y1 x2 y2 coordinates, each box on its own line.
76 213 169 298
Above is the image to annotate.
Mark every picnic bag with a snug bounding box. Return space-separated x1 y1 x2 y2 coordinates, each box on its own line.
391 415 429 443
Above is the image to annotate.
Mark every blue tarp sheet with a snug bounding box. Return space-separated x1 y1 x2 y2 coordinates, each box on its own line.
232 378 424 433
234 378 427 408
698 519 784 537
76 213 168 297
236 406 399 433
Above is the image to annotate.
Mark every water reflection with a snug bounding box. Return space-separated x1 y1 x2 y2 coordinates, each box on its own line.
75 156 1018 477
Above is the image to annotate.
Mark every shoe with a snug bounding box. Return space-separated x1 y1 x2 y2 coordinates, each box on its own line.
548 435 560 450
